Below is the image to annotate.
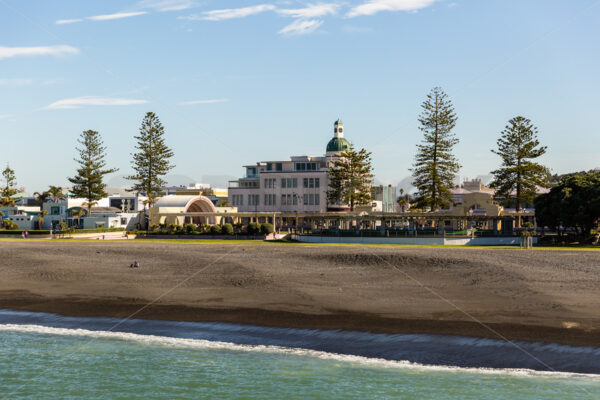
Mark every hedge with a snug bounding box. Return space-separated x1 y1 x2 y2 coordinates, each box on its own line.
0 229 50 235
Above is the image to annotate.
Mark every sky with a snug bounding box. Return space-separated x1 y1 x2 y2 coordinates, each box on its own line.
1 0 599 193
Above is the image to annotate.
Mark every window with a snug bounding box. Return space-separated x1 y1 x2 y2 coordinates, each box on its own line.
264 194 276 206
315 194 320 205
281 178 286 188
292 178 298 188
267 163 273 171
232 194 245 206
281 194 287 206
276 163 282 171
303 194 308 205
309 178 315 188
293 195 298 205
120 217 127 225
315 178 320 188
264 178 277 189
303 178 308 188
248 194 259 206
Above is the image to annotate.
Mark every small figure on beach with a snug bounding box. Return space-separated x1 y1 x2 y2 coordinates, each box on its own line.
129 261 140 268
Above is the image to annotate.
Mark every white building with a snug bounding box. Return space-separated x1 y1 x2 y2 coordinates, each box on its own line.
228 120 352 213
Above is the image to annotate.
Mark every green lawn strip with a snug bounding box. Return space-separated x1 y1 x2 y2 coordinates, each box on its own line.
1 237 597 250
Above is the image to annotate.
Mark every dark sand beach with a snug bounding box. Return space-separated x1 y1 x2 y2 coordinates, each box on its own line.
0 241 599 346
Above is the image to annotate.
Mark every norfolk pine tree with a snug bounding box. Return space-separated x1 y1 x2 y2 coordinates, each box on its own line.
126 112 175 206
68 130 118 214
327 145 374 211
490 116 549 227
1 164 18 206
411 87 460 211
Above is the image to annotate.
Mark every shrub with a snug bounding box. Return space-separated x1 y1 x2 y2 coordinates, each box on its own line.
209 225 222 235
184 223 196 234
247 222 261 235
261 223 274 235
221 223 234 235
2 220 19 230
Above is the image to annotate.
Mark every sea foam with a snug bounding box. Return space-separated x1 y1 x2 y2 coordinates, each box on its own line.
1 323 599 380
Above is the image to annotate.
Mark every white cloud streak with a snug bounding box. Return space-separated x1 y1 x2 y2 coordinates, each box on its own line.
180 99 228 105
277 3 340 18
55 18 83 25
347 0 436 17
137 0 196 11
0 45 79 60
45 96 148 110
87 11 148 21
0 78 34 86
185 4 277 21
278 19 323 35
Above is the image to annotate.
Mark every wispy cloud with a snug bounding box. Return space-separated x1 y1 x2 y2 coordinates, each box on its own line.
0 78 34 86
183 4 277 21
180 99 228 105
0 45 79 60
137 0 196 11
279 19 323 35
55 18 83 25
277 3 340 18
87 11 148 21
347 0 436 17
45 96 148 110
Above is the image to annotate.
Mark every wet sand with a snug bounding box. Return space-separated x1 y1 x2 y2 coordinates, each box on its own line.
0 241 599 346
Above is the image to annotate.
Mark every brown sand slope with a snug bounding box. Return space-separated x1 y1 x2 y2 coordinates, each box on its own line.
0 241 599 346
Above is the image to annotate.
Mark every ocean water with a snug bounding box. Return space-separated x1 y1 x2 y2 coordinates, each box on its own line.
1 311 599 399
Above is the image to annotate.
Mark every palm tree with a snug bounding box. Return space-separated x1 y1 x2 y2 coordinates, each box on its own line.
72 207 86 228
37 209 47 230
33 191 51 204
47 186 66 202
81 200 98 216
397 189 412 213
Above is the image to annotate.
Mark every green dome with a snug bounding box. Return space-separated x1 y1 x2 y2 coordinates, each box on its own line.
334 119 343 125
326 136 350 153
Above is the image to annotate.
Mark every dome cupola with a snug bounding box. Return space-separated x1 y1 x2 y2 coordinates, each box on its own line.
326 119 350 154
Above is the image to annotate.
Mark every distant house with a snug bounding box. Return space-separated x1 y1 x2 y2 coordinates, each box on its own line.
7 214 38 230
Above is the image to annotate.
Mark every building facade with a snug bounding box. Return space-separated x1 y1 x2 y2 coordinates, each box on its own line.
228 119 351 213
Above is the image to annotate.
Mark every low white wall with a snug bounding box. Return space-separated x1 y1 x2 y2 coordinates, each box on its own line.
294 235 537 246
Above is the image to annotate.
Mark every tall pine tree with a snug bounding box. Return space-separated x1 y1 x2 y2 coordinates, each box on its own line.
126 112 175 205
490 116 549 227
68 130 118 214
1 164 18 206
411 87 460 211
327 145 374 211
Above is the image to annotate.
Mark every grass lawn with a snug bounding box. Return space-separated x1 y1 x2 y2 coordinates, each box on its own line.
0 237 598 251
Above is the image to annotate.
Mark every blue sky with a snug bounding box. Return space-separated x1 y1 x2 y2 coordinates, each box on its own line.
1 0 599 192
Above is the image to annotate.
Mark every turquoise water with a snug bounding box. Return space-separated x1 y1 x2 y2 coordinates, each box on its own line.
1 325 599 399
